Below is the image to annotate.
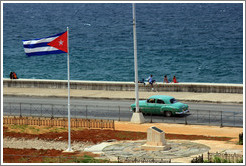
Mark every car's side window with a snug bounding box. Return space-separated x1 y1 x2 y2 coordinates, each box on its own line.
147 98 155 103
157 99 165 104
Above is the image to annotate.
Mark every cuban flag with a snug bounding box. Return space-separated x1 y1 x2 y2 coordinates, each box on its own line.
22 31 68 56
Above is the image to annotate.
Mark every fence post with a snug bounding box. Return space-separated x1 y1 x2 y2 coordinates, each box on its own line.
185 115 187 125
225 152 228 161
41 104 43 117
38 117 41 126
51 105 54 119
63 118 66 128
220 111 223 127
150 112 153 123
118 106 121 121
196 110 198 123
74 105 77 119
86 105 88 119
101 120 103 129
10 103 12 116
30 104 32 117
20 103 22 117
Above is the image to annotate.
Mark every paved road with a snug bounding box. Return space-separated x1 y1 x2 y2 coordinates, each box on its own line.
3 96 243 112
3 96 243 127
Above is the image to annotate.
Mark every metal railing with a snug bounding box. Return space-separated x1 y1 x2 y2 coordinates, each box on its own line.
207 152 243 163
145 109 243 127
191 152 243 163
117 156 171 163
3 102 243 127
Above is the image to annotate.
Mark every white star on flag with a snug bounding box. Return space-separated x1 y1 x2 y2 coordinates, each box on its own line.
59 40 64 46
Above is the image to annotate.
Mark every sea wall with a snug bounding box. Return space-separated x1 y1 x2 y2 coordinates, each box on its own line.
3 79 243 94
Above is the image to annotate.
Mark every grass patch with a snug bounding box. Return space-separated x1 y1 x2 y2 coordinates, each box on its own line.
41 155 112 163
202 156 243 163
18 157 29 162
4 125 86 135
49 127 67 133
9 124 29 133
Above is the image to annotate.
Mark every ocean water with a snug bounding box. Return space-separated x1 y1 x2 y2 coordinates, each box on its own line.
2 3 243 84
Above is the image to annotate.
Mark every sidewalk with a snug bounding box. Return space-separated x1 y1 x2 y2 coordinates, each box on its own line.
3 87 243 104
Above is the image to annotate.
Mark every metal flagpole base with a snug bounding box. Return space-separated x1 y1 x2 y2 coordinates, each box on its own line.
63 148 74 153
131 112 145 124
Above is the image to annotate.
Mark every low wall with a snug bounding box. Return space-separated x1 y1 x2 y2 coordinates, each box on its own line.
3 78 243 94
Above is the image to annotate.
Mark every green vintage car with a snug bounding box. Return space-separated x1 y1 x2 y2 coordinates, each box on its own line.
130 95 189 117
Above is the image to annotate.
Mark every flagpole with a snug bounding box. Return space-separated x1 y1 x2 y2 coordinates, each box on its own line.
132 3 139 113
130 3 145 124
66 26 73 152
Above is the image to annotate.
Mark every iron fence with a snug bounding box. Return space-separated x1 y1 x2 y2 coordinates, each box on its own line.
191 152 243 163
3 102 243 127
191 154 203 163
207 152 243 163
117 156 171 163
145 109 243 127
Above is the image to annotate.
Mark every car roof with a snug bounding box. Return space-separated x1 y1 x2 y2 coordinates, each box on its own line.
148 95 174 100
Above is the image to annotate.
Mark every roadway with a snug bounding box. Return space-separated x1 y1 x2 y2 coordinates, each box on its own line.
3 96 243 112
3 96 243 127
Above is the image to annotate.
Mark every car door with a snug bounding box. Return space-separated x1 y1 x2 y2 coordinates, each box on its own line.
156 99 165 115
145 98 157 114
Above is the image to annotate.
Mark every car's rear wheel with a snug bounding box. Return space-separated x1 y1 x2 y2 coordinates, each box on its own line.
165 111 172 117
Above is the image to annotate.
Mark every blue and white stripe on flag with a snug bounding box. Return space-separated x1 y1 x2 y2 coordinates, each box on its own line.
22 32 66 56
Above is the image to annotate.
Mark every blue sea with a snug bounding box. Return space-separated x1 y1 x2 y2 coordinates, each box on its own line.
3 3 244 84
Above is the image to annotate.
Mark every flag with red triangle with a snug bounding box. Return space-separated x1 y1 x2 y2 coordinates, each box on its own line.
23 31 68 56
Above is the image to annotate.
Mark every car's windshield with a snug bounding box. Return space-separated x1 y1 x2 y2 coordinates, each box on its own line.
170 98 177 104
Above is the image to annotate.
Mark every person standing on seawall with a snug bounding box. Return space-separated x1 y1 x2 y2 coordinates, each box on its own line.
163 75 169 83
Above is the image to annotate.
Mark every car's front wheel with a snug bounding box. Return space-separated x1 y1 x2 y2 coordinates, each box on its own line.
165 111 172 117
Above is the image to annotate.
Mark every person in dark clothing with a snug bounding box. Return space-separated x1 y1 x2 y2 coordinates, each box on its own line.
10 72 18 79
9 72 13 79
163 75 169 83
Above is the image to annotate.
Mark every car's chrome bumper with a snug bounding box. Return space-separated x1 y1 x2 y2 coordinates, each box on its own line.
175 109 189 114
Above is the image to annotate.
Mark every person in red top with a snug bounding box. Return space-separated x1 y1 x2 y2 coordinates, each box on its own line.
13 72 17 79
172 76 178 83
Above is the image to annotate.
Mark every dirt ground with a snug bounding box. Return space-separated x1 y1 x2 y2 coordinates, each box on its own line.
3 121 244 163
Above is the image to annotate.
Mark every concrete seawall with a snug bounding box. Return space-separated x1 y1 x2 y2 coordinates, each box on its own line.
3 78 243 94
